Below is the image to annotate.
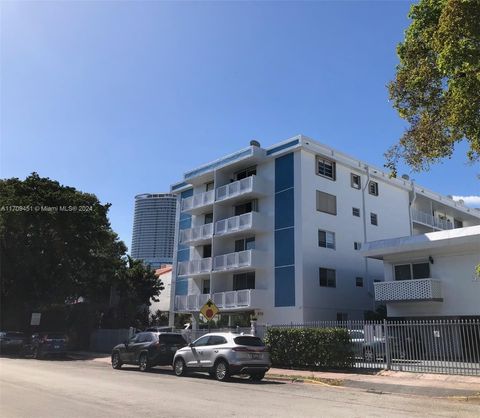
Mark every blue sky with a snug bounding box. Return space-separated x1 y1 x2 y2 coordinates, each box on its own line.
1 1 478 249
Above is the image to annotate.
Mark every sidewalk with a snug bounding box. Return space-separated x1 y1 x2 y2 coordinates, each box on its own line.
266 367 480 398
69 351 480 399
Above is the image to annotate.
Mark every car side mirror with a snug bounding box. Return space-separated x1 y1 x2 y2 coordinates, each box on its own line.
188 343 193 348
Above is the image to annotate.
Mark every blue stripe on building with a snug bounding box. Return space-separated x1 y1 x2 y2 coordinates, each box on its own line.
175 188 193 296
274 152 295 307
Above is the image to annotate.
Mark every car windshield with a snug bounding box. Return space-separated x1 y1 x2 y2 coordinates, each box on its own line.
234 336 264 347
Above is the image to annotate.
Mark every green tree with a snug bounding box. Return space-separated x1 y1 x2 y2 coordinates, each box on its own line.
0 173 161 330
386 0 480 175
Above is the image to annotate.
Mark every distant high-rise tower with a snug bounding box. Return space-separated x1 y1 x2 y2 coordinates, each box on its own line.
131 193 177 268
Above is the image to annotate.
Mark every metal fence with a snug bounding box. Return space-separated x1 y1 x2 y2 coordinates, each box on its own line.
267 319 480 376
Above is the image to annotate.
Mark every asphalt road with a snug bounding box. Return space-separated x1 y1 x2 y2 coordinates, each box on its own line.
0 356 479 418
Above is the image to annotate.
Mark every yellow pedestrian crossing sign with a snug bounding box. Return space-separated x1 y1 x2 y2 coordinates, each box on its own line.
200 299 219 321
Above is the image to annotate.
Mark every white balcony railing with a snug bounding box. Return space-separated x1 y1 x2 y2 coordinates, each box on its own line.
181 190 214 213
215 175 265 203
411 209 453 230
215 212 262 236
374 278 442 303
179 223 213 245
176 289 263 311
213 250 255 272
177 258 212 277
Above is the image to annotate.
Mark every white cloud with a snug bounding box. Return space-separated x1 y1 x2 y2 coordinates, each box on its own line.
451 195 480 207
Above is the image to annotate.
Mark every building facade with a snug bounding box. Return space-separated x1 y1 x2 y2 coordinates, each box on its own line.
131 193 177 268
362 226 480 318
168 135 480 325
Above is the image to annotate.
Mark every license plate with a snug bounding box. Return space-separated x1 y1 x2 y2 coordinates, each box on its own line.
54 345 60 349
250 353 261 360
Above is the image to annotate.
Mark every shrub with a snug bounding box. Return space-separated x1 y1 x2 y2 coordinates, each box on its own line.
264 327 354 370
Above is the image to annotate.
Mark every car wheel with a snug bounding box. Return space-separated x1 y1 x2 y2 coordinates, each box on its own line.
174 358 186 376
139 353 150 372
249 372 265 382
214 360 230 382
111 352 122 369
363 347 374 362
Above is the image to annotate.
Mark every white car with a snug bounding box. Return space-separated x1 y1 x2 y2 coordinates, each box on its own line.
173 332 271 381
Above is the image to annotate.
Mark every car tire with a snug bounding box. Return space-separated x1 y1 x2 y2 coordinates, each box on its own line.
174 358 186 376
111 352 122 369
249 372 265 382
363 347 374 362
139 353 150 372
214 359 230 382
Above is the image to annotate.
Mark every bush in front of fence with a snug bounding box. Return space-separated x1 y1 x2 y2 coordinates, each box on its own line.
265 327 354 370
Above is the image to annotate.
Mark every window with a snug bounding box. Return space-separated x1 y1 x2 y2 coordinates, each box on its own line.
234 200 257 216
204 213 213 224
316 191 337 215
192 335 210 347
235 237 255 252
235 166 256 180
370 213 378 226
205 181 214 191
337 312 348 321
202 279 210 294
319 268 336 288
394 262 430 280
369 181 379 196
208 336 227 345
351 173 361 189
316 156 336 180
354 242 362 250
318 230 335 249
234 336 264 347
233 272 255 290
352 207 360 217
454 219 463 229
203 244 212 258
356 277 364 287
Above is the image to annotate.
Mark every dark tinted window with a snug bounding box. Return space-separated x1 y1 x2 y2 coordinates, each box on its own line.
395 264 411 281
412 263 430 279
208 336 227 345
158 334 187 345
234 336 264 347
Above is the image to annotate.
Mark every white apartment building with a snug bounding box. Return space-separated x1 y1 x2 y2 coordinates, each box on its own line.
168 135 480 326
362 226 480 319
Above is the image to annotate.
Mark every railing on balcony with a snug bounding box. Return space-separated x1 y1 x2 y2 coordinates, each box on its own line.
215 175 263 202
374 278 442 303
215 212 260 236
179 223 213 244
178 289 259 311
411 208 453 230
181 190 214 212
177 258 212 276
213 250 254 272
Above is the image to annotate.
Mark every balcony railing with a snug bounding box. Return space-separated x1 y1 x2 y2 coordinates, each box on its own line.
213 250 256 272
215 212 263 236
374 278 442 303
215 175 266 203
177 258 212 277
411 209 453 230
175 289 264 311
179 223 213 245
181 190 214 213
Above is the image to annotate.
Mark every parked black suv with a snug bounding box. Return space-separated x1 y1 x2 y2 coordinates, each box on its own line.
111 332 187 372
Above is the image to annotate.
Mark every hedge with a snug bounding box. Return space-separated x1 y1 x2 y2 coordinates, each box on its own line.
264 327 354 370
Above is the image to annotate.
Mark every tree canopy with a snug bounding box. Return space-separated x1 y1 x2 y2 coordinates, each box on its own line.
0 173 162 329
386 0 480 175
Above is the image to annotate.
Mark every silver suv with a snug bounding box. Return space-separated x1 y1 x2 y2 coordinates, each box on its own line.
173 332 271 381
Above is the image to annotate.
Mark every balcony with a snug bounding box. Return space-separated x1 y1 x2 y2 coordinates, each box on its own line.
179 223 213 246
411 209 453 231
215 175 268 204
374 278 443 303
175 289 266 312
215 212 265 238
181 190 214 215
177 258 212 277
213 249 260 272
